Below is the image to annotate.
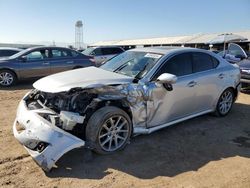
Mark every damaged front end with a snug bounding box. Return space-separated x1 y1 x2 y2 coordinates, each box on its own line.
13 83 150 171
13 90 89 171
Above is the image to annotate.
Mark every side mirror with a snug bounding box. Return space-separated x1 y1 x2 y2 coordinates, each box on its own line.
156 73 177 84
19 55 27 62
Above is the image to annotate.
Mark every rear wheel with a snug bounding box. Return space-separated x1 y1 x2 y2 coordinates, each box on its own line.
86 106 132 154
0 70 17 87
214 88 234 116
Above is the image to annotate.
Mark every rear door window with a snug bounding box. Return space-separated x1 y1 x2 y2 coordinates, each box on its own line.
102 48 123 55
71 50 81 57
110 48 123 54
192 52 216 72
51 49 71 58
92 48 102 56
102 48 114 55
26 49 49 61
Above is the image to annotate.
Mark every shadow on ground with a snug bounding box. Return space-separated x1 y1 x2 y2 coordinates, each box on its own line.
46 102 250 179
241 88 250 95
0 80 35 91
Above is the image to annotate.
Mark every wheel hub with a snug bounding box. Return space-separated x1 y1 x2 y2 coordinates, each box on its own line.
0 72 13 86
98 115 129 152
219 90 233 115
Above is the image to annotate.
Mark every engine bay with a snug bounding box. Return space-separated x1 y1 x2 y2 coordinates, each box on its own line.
24 89 100 137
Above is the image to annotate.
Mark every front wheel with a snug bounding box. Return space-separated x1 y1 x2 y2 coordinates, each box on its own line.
0 70 17 87
214 88 234 116
86 106 132 154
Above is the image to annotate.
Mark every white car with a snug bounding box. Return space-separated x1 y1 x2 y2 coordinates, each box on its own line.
13 47 240 171
82 46 124 66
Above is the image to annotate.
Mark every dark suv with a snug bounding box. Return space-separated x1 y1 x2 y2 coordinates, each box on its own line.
0 46 93 86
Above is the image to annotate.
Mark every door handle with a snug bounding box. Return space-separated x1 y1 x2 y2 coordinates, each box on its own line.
218 73 225 79
66 61 74 64
43 62 50 65
187 81 197 87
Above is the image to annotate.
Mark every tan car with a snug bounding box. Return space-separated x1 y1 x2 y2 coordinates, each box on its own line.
0 46 93 86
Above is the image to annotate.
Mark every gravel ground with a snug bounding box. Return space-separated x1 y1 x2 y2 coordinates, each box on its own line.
0 82 250 188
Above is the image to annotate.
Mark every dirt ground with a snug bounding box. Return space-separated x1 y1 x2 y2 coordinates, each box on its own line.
0 82 250 188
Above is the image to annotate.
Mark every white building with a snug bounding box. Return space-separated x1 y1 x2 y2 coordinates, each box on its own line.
89 30 250 51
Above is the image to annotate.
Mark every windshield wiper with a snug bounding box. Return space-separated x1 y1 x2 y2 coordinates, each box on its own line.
134 63 149 80
113 61 131 73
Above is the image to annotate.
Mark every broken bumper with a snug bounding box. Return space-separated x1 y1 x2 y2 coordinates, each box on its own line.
13 98 85 171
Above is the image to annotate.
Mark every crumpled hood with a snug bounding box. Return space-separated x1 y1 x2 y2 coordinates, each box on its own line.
33 66 133 93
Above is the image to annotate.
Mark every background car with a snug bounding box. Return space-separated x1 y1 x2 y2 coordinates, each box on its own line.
220 43 250 89
238 59 250 89
0 47 22 58
0 46 94 86
82 46 124 66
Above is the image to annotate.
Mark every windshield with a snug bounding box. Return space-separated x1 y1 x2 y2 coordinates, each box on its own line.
228 43 247 57
82 47 95 56
101 51 162 79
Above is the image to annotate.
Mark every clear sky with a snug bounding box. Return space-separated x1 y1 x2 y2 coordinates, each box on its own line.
0 0 249 45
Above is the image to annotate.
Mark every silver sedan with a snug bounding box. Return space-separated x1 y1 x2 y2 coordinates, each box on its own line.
13 47 240 171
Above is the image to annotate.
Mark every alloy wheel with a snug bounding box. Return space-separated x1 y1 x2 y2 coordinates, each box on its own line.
98 115 129 152
0 72 14 86
218 90 233 115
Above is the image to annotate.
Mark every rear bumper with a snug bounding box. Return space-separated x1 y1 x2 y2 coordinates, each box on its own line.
13 98 85 171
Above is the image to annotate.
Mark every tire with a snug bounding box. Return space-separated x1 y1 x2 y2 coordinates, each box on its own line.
0 70 17 87
214 88 235 117
86 106 132 154
73 66 83 69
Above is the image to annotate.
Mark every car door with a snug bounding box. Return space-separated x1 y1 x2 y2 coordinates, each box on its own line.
50 48 75 74
18 49 51 79
146 52 197 128
225 43 248 63
190 52 222 112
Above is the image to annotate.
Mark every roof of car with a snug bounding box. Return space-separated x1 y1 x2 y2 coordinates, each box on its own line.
0 47 22 51
91 46 124 49
25 46 74 51
129 46 209 55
